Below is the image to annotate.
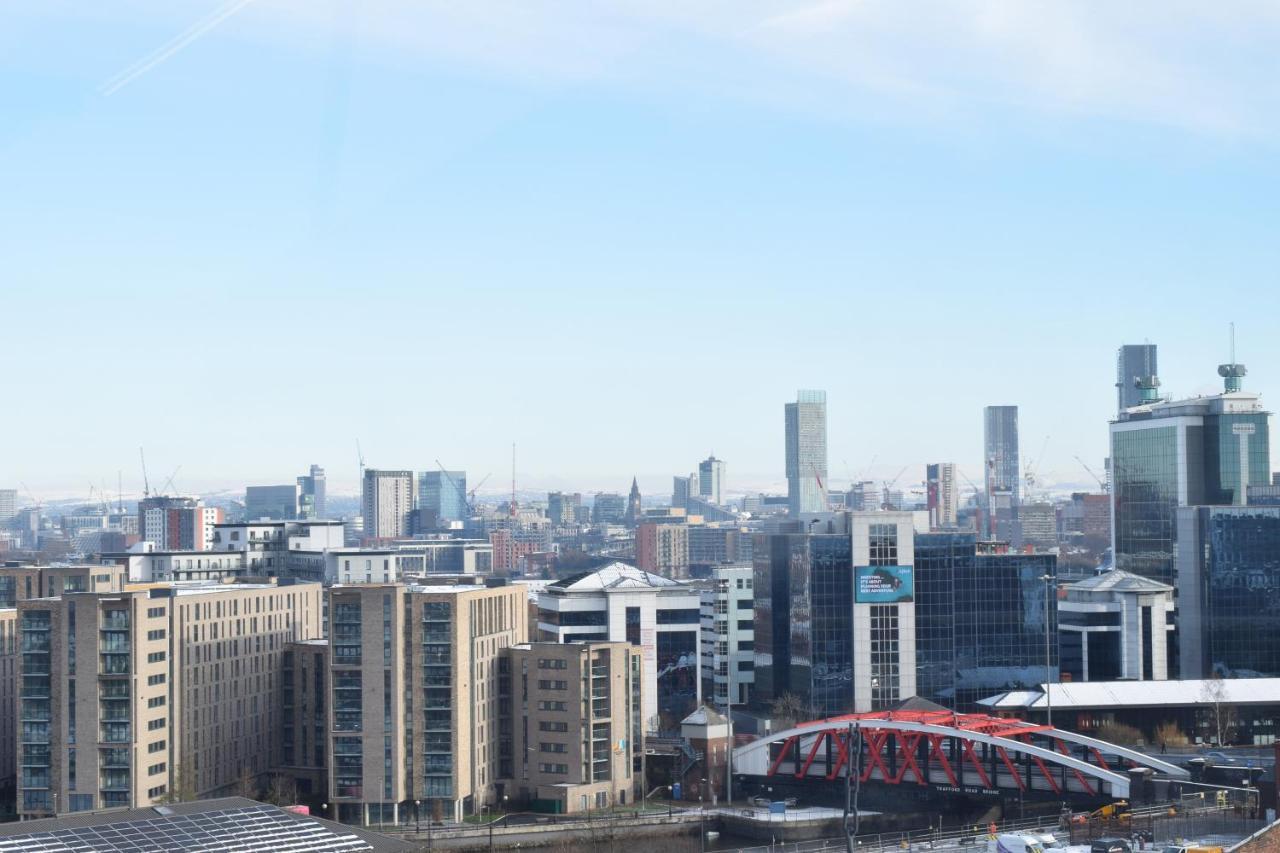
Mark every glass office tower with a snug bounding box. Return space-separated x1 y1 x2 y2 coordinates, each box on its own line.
785 390 828 516
1177 506 1280 678
753 532 852 717
1116 344 1158 413
914 533 1056 710
1111 368 1270 588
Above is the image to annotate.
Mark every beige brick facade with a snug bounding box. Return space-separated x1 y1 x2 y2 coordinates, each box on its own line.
15 579 321 817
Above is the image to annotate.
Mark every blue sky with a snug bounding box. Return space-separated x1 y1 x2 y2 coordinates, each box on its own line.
3 2 1279 499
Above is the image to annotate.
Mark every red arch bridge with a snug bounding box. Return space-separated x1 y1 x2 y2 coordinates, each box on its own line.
732 710 1189 800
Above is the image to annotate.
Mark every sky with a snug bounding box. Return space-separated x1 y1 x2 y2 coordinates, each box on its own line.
3 1 1280 501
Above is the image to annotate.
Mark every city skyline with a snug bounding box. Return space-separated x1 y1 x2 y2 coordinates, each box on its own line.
8 340 1276 500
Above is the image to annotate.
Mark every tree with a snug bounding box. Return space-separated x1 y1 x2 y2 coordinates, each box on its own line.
263 774 298 806
1155 720 1190 748
160 762 197 804
1095 721 1144 746
234 766 258 800
770 693 806 732
1200 675 1238 746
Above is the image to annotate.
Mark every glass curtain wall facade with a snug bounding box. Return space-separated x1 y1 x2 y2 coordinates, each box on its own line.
785 390 828 516
753 532 852 718
1179 507 1280 678
1111 425 1184 586
914 533 1056 710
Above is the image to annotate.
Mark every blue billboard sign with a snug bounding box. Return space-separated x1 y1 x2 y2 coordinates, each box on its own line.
854 566 914 603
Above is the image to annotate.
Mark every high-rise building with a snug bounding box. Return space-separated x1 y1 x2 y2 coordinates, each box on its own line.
1058 570 1174 683
671 476 693 511
244 484 301 520
624 478 642 527
635 521 689 578
698 456 724 506
0 608 17 796
361 470 414 541
1111 363 1271 589
754 512 918 716
297 464 326 519
983 406 1020 540
536 562 702 732
504 642 643 812
1176 505 1280 679
1019 502 1058 548
16 579 323 817
925 463 957 528
546 491 581 526
914 534 1057 710
327 581 527 824
1116 343 1159 413
849 481 879 512
140 500 222 551
419 471 467 529
0 489 16 524
592 493 626 524
785 390 828 516
700 565 754 710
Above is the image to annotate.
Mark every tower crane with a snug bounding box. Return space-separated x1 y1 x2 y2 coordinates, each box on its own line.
139 447 151 498
1073 455 1109 493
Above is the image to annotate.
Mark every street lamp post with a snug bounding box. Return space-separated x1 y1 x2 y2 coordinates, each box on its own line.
414 800 421 834
699 777 708 853
1040 573 1056 728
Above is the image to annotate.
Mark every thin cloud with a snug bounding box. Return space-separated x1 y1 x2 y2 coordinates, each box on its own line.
101 0 258 96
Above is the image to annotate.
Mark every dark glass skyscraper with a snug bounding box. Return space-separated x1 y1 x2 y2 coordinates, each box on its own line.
1177 506 1280 678
1111 376 1270 588
753 532 852 717
914 533 1056 710
785 390 828 516
983 406 1020 540
1116 343 1158 413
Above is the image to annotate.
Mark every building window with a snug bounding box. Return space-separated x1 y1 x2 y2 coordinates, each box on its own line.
868 524 898 566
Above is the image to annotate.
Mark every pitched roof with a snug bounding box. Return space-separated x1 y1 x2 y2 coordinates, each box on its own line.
682 705 730 726
549 561 683 591
1067 569 1174 594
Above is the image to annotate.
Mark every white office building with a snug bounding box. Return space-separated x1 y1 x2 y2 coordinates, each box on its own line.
536 562 702 732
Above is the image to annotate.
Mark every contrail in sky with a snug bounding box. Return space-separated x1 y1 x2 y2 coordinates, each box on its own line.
101 0 259 96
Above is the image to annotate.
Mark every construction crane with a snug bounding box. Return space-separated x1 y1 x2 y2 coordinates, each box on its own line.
881 465 909 510
356 440 366 483
1023 435 1050 502
139 447 151 498
1073 455 1109 493
158 466 182 497
433 461 473 516
467 473 492 514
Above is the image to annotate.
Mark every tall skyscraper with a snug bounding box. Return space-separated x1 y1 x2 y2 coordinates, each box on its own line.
925 463 957 528
671 475 693 511
1111 362 1271 589
361 469 414 540
0 489 15 524
698 455 724 505
983 405 1020 540
419 470 467 527
785 390 828 516
297 464 326 518
1116 343 1159 413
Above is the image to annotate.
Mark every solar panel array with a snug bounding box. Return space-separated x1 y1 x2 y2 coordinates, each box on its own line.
0 804 377 853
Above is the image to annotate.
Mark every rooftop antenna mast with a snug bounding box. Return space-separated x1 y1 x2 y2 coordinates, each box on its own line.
1218 320 1247 393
